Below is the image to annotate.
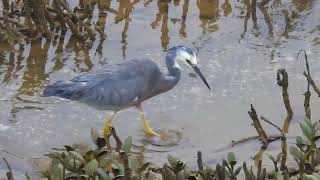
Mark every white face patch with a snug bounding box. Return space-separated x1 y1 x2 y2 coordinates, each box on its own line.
177 49 197 67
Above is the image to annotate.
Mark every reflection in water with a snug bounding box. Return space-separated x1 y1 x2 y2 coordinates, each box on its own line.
0 0 319 171
221 0 232 17
197 0 220 34
240 0 255 39
151 0 170 50
0 0 317 122
240 0 314 41
179 0 189 38
52 31 67 72
115 0 140 58
18 39 49 96
258 0 274 38
67 36 93 72
95 0 111 58
0 0 317 118
292 0 312 12
238 0 316 63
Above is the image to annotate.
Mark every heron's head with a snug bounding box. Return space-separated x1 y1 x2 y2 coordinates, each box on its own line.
168 45 211 90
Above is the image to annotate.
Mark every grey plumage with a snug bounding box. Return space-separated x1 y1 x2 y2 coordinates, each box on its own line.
43 46 210 111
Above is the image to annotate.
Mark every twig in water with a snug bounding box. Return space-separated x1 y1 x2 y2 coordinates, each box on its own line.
3 158 15 180
276 68 293 133
230 134 283 147
1 149 24 159
197 151 203 171
298 50 320 97
254 144 268 166
110 127 122 151
298 50 311 119
280 135 287 171
25 172 32 180
248 105 270 165
260 116 282 133
257 159 262 179
298 50 311 91
248 104 268 145
303 72 320 97
261 116 288 170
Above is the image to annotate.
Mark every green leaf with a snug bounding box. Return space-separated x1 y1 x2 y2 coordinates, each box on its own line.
121 136 132 153
265 153 276 163
176 171 185 180
270 171 280 179
63 157 82 172
167 155 178 168
296 136 304 146
304 174 320 180
85 159 99 175
85 150 95 162
95 168 111 180
111 160 125 176
304 117 313 128
49 159 63 180
162 164 176 180
300 119 314 141
289 146 303 160
100 158 112 168
128 155 140 171
69 151 84 163
227 152 236 166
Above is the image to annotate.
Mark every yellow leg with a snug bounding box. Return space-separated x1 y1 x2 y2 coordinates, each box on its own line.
143 117 160 137
103 112 116 137
137 105 160 137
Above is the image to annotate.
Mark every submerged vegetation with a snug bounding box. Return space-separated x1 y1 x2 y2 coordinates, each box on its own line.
2 51 320 179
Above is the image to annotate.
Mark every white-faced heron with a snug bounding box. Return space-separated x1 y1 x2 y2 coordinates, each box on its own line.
43 45 211 137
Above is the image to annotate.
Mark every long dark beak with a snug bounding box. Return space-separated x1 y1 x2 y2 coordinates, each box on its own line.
187 61 211 90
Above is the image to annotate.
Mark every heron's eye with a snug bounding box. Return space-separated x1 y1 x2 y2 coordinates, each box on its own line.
186 59 191 64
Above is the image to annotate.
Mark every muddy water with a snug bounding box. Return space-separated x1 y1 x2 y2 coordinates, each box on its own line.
1 0 320 176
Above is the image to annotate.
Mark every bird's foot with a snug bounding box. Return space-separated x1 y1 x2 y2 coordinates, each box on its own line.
103 118 113 137
140 128 183 146
143 120 160 137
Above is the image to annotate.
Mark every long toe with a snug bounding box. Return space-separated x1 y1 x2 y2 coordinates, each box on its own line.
144 127 161 137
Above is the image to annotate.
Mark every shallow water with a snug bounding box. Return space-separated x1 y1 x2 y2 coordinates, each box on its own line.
1 0 320 176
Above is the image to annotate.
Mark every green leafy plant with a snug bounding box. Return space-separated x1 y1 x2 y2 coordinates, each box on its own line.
41 128 153 180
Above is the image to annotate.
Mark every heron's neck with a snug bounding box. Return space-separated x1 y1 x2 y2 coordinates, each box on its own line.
150 51 181 95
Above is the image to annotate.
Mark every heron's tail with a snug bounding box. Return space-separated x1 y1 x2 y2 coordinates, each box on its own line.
43 81 82 99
